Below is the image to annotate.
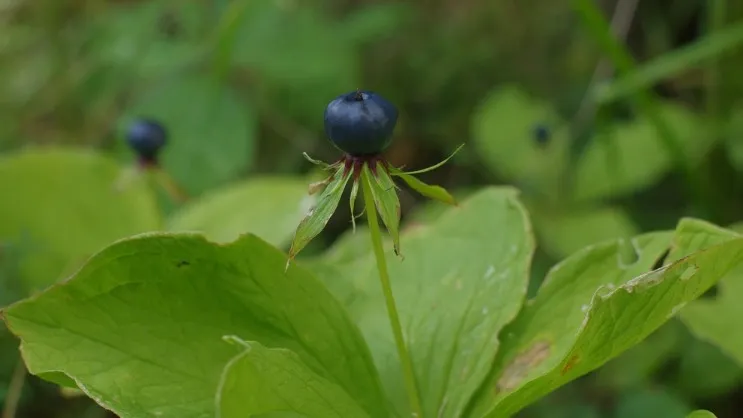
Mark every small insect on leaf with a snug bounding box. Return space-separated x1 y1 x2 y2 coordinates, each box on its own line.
363 165 402 257
287 165 352 268
390 169 457 206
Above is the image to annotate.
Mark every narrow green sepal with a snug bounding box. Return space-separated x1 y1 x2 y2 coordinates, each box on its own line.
391 143 464 175
302 152 338 170
287 165 352 269
349 179 361 233
362 164 402 257
393 170 457 206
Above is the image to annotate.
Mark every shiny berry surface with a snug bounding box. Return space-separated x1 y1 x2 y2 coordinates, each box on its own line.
324 90 398 157
126 119 168 163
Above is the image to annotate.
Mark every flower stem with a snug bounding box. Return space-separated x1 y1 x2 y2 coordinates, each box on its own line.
360 171 424 418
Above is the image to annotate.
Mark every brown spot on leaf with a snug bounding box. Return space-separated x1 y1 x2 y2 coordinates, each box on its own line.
496 340 551 393
561 354 580 375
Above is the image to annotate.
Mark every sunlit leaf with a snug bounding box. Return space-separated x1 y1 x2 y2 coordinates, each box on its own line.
3 233 387 418
167 176 315 247
470 219 743 417
0 148 160 291
305 188 535 417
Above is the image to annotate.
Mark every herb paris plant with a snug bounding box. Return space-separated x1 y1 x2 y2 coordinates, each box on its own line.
3 94 743 418
288 89 463 418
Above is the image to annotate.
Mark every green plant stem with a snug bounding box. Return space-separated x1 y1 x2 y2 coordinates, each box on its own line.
2 356 27 418
360 171 424 418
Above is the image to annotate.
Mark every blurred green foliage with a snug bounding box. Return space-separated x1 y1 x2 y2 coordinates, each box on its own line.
2 0 743 417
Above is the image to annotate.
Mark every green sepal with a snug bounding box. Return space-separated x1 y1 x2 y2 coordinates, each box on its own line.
392 143 464 175
287 165 352 267
362 164 402 257
349 179 361 232
389 168 457 206
302 152 339 170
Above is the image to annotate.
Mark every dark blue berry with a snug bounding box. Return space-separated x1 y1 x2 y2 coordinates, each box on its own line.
126 118 168 164
532 124 550 146
324 90 398 157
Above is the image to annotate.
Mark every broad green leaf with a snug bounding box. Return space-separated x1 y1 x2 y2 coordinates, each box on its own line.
529 203 638 259
671 220 743 368
470 220 743 417
120 75 257 196
3 233 387 418
594 321 683 390
217 337 369 418
686 411 718 418
363 165 401 255
614 387 692 418
288 166 351 260
471 87 568 199
167 176 314 247
306 187 535 417
0 148 160 290
392 171 457 206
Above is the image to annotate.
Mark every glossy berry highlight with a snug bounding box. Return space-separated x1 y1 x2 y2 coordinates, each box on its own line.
324 90 398 157
126 118 168 165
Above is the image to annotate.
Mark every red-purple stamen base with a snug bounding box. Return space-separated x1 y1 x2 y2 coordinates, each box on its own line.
339 154 390 180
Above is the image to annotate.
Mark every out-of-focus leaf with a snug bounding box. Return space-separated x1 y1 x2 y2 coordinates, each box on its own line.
120 75 257 196
338 3 411 45
288 166 351 261
573 103 709 201
529 203 639 259
471 87 568 199
167 176 314 247
90 1 207 78
0 148 160 290
686 411 718 418
675 338 743 399
614 387 692 418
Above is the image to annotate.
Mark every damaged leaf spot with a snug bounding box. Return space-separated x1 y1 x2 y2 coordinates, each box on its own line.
560 354 580 375
496 340 551 393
